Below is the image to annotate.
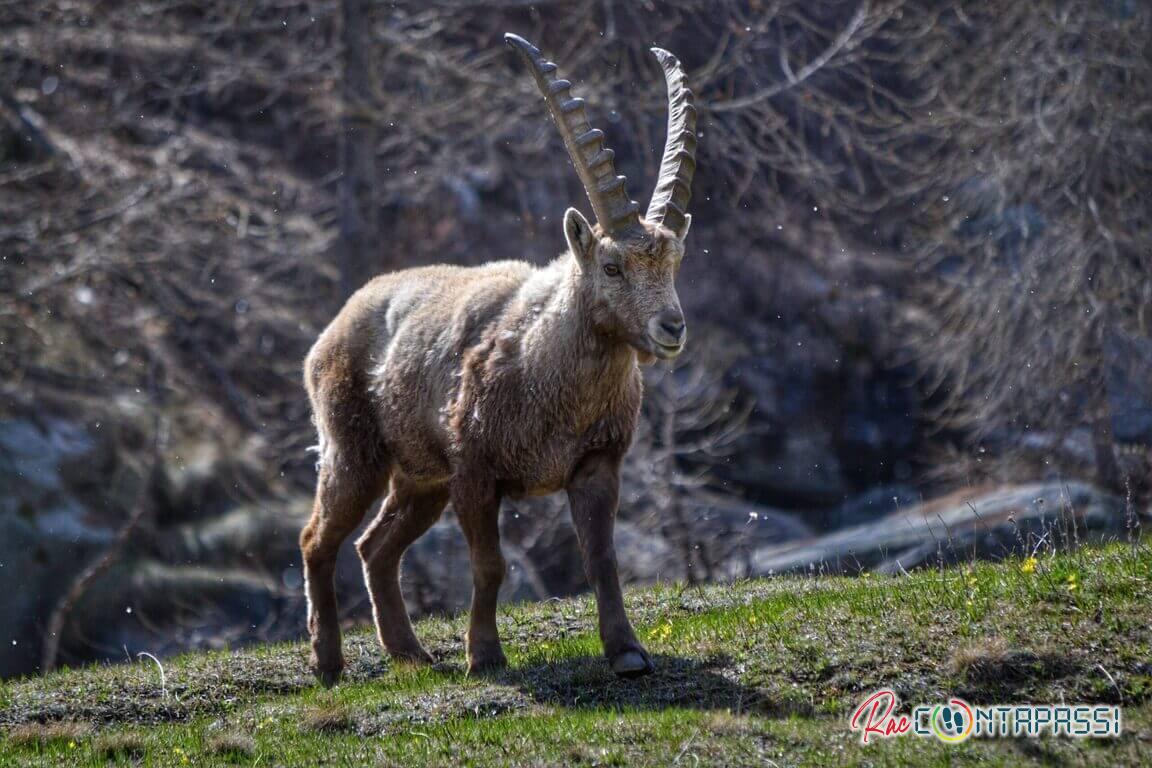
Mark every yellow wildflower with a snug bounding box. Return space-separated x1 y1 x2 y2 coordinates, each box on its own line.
1020 557 1038 574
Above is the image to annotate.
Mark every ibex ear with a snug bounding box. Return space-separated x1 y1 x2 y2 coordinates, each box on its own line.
675 213 692 241
563 208 596 269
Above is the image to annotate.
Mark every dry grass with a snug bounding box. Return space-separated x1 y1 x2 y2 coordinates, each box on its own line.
300 702 357 734
949 636 1012 676
93 731 148 760
5 721 93 747
204 732 257 760
949 636 1076 687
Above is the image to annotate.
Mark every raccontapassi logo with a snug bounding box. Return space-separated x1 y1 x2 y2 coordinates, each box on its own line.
849 689 1122 744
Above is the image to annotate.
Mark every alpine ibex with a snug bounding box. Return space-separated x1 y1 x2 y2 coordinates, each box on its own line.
300 33 697 685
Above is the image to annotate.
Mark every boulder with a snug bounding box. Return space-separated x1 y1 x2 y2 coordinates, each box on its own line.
0 418 115 677
749 482 1138 575
818 484 922 530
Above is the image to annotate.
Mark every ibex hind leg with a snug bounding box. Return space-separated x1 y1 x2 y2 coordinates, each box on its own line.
299 397 389 687
356 477 448 666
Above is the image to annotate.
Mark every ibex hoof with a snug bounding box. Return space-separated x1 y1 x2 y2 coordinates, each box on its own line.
389 647 435 667
467 644 508 676
610 649 654 679
312 645 345 688
314 664 344 688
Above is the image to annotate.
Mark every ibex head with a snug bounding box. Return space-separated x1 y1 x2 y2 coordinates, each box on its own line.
506 34 697 361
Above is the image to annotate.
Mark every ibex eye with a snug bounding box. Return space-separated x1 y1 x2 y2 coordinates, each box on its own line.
603 264 621 277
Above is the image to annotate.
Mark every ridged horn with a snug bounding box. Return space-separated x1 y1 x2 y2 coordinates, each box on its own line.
505 33 642 236
645 48 697 235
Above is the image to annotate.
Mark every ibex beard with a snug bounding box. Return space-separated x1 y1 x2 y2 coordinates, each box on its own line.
299 33 697 686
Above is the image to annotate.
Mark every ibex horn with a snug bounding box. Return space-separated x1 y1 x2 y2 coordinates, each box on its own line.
645 48 696 236
505 33 642 237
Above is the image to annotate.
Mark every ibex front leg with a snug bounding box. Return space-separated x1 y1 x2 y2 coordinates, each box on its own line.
567 453 653 678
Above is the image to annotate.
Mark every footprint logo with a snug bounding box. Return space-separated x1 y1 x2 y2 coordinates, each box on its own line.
941 706 965 734
931 698 973 743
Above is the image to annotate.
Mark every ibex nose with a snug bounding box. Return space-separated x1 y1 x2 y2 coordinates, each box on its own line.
660 315 686 341
653 309 686 347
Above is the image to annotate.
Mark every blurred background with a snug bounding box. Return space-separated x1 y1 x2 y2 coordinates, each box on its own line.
1 0 1149 679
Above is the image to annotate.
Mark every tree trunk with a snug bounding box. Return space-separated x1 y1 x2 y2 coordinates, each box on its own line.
338 0 379 297
1092 406 1123 493
1087 325 1123 493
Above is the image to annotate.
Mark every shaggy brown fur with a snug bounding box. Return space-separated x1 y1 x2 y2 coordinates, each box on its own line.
300 36 695 686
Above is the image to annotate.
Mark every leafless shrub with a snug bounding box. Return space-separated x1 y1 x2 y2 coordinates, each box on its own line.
630 343 752 581
899 4 1151 493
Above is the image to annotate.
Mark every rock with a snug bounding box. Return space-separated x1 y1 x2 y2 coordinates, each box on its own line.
170 499 310 567
727 426 848 509
0 418 115 678
818 484 921 530
704 243 926 510
614 493 814 583
749 482 1135 576
0 418 96 515
157 438 265 526
1106 332 1152 446
687 493 814 580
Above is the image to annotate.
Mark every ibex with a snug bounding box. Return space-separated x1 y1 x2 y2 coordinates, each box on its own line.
300 33 697 685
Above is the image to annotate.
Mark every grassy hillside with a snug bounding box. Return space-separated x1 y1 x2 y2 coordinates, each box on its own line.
2 544 1150 766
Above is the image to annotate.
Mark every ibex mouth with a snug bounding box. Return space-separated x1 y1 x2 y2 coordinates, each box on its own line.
652 339 685 359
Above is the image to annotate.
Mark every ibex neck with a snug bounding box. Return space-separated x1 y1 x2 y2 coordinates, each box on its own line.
564 257 636 369
524 256 637 401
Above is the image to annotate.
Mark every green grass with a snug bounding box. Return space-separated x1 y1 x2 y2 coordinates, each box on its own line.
2 543 1150 766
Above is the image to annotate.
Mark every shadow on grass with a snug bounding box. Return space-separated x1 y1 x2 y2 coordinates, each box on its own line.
502 653 805 717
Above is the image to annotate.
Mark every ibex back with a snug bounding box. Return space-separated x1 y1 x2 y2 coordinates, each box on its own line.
300 33 697 685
